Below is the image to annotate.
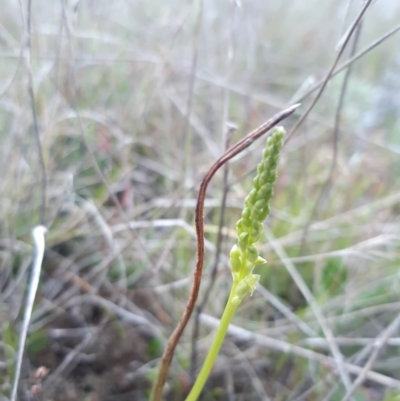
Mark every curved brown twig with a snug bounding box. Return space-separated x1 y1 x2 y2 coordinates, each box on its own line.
150 103 300 401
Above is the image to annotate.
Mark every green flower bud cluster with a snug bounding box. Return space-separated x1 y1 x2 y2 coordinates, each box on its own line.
229 126 285 305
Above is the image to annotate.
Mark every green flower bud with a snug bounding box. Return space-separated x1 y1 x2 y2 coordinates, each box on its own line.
229 245 242 274
250 221 263 243
252 176 260 189
254 256 267 265
236 219 245 234
251 207 265 221
244 259 256 275
268 153 279 166
244 196 252 209
257 189 273 203
253 199 265 211
248 188 257 203
267 143 275 154
241 207 251 226
262 181 272 191
247 245 259 263
262 148 268 160
266 169 277 183
274 126 285 136
232 281 249 305
238 232 249 252
255 204 270 221
244 274 260 296
268 158 278 170
257 183 273 201
258 171 268 185
233 274 260 304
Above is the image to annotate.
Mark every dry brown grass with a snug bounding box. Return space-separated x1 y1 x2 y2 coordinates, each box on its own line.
1 1 400 400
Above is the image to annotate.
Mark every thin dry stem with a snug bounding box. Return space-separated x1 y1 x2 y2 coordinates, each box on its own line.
190 126 234 378
340 312 400 401
25 0 47 224
290 19 400 107
286 0 373 143
59 0 155 273
264 228 353 392
299 8 364 254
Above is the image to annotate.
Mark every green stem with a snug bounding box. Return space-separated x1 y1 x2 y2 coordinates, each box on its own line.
185 284 238 401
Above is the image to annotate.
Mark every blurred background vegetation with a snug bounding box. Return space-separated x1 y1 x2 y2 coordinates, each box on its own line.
1 1 400 400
